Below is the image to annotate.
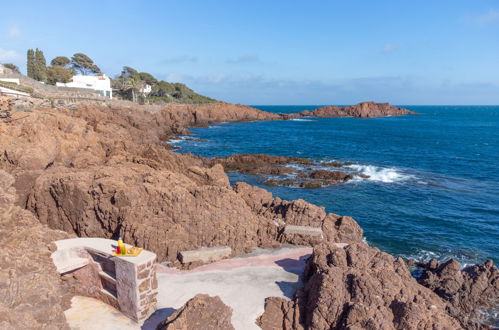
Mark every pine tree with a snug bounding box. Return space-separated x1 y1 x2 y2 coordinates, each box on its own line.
27 49 35 79
34 48 48 82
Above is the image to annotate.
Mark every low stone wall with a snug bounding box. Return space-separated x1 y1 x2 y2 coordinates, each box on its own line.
0 71 108 100
51 238 157 322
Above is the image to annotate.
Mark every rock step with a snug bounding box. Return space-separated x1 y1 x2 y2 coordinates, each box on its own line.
179 246 232 264
283 225 323 238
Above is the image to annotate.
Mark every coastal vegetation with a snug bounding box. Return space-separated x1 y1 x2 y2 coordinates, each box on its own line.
1 63 20 73
112 65 215 104
21 48 215 104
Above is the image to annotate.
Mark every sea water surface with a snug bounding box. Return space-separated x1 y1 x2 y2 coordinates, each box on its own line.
171 105 499 265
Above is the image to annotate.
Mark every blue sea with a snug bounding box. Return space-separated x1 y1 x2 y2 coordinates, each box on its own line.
171 105 499 265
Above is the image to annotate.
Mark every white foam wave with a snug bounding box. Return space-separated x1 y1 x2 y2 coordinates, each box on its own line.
291 118 315 122
208 122 229 128
346 164 415 183
285 164 306 171
401 249 480 269
476 307 499 328
167 135 190 145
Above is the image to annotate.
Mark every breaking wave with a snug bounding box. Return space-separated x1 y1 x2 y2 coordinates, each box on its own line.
167 139 184 145
346 164 416 183
400 248 482 269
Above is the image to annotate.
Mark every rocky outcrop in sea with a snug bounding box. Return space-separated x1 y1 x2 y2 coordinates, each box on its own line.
294 101 417 118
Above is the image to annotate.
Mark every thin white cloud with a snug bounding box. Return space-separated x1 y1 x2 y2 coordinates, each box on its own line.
166 72 499 105
162 55 198 64
164 72 192 83
466 9 499 25
227 55 261 64
382 44 396 54
8 25 21 38
0 48 20 62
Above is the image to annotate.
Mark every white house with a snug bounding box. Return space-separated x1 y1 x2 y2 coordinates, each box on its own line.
140 84 152 95
57 74 112 99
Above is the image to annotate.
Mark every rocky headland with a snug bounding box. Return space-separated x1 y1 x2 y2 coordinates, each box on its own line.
0 97 496 329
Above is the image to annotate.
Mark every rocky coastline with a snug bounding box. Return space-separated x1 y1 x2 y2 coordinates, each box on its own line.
0 98 496 329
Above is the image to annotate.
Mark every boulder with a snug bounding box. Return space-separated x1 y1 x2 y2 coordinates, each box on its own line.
156 294 234 330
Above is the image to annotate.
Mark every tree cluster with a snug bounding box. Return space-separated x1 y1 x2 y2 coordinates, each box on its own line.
21 48 214 104
2 63 20 73
113 66 214 104
26 48 48 82
26 49 101 85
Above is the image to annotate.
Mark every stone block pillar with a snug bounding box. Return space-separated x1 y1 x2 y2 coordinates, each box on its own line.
51 238 158 323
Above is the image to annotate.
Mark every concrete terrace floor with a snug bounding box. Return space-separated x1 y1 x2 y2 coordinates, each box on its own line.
65 246 312 330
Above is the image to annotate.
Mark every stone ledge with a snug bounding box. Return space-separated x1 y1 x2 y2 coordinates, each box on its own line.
179 246 232 264
56 257 89 274
283 225 323 237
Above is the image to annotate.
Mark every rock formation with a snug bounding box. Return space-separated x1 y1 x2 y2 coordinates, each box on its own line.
208 154 363 188
156 294 234 330
0 96 13 119
0 103 363 268
1 98 495 328
297 101 416 118
0 170 70 329
416 258 499 328
258 242 463 330
209 154 310 175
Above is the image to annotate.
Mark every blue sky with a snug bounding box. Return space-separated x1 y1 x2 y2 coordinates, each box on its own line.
1 1 498 104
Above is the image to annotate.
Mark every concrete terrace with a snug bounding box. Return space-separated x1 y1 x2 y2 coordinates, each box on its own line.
63 245 313 330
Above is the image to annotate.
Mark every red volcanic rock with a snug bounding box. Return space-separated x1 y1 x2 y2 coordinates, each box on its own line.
210 154 311 174
212 155 359 188
258 242 463 330
0 99 429 327
417 258 499 328
300 105 342 118
0 170 70 329
322 161 344 167
303 101 416 118
0 103 366 267
156 294 234 330
309 170 353 182
234 182 364 245
0 96 13 118
257 296 305 330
